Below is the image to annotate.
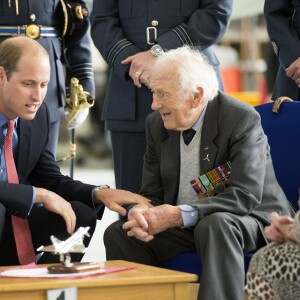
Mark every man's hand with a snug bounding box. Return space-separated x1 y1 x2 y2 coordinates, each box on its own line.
286 57 300 87
124 203 153 241
123 204 183 242
35 188 76 235
93 189 151 216
122 51 156 88
264 212 295 242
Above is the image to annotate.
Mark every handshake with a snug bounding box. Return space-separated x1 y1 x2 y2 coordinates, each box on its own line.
65 77 94 130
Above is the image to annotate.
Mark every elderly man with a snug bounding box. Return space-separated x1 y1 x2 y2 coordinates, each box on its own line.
104 46 295 300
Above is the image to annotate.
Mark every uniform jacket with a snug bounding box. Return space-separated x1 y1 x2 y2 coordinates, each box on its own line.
90 0 233 132
264 0 300 100
0 0 95 122
140 92 295 227
0 103 104 220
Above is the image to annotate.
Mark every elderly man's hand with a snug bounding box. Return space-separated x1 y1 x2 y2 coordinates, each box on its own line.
123 204 183 242
93 189 151 217
123 203 154 241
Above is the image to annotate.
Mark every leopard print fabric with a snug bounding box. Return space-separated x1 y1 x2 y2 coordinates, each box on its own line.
245 212 300 300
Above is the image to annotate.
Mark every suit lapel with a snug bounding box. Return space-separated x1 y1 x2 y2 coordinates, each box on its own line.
17 120 31 183
200 98 220 174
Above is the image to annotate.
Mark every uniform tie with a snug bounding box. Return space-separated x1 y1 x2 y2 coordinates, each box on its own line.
4 120 35 265
182 128 196 145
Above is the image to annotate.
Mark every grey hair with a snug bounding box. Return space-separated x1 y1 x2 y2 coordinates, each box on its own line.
152 46 219 102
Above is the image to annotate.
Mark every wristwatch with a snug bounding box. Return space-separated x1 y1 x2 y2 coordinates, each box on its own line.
93 185 110 192
92 185 110 202
150 44 164 57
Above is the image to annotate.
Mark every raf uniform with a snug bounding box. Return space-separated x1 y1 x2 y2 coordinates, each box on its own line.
0 0 95 155
264 0 300 100
90 0 233 193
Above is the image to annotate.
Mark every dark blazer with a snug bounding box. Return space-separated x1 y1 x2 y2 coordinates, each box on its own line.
264 0 300 100
90 0 233 132
0 0 95 122
0 103 104 220
140 92 295 228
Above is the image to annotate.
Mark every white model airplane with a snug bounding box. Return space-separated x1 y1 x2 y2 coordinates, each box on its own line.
37 226 90 255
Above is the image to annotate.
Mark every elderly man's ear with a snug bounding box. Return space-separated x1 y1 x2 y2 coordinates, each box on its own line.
192 87 204 107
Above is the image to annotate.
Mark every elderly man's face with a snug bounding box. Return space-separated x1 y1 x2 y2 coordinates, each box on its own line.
0 52 50 120
150 72 203 131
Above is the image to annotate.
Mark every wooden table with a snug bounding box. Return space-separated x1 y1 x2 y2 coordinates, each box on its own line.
0 260 198 300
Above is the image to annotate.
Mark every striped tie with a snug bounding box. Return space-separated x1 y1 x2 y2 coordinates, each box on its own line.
4 120 35 265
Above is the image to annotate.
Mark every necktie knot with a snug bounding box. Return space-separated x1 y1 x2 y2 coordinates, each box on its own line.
182 128 196 145
5 120 15 148
7 120 15 136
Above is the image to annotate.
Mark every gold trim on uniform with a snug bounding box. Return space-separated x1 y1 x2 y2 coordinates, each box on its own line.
15 0 19 15
59 0 68 37
7 0 19 15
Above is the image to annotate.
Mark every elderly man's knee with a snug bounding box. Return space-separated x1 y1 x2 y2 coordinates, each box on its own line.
104 220 125 247
194 212 235 240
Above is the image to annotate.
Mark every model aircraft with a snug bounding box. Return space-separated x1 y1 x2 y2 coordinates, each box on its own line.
37 226 90 255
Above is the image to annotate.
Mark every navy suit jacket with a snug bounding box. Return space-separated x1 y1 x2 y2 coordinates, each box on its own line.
0 103 104 220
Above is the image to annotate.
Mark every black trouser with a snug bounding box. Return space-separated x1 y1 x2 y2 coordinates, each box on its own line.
0 201 97 266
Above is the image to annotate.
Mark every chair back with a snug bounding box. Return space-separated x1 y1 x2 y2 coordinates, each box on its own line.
255 99 300 210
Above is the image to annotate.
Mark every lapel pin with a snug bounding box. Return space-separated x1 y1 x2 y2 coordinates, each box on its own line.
203 154 210 162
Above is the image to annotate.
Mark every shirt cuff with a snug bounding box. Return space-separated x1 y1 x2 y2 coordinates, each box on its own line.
91 187 104 212
178 204 198 228
29 186 36 214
